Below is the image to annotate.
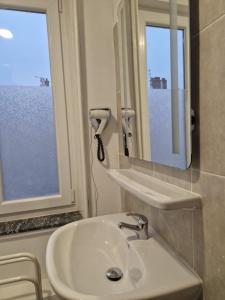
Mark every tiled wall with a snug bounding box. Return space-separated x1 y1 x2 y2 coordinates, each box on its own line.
120 1 225 299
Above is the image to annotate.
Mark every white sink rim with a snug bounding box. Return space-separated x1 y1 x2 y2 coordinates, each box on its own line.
46 213 202 300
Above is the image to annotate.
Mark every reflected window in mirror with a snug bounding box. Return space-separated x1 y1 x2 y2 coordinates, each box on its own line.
115 0 191 170
146 25 186 167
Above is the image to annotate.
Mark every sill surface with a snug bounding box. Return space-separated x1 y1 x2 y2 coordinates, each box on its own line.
107 168 201 210
0 211 82 237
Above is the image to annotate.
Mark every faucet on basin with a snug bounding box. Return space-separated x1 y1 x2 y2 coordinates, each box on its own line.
118 213 149 240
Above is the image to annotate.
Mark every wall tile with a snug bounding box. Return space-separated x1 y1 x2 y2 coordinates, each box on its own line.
193 15 225 176
121 190 134 212
192 170 225 300
191 0 225 36
122 192 194 267
192 207 204 278
198 0 225 32
153 163 192 190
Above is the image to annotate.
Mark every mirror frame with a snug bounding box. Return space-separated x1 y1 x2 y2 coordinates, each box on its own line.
115 0 192 169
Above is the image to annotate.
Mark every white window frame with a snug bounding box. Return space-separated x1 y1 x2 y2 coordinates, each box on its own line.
0 0 87 215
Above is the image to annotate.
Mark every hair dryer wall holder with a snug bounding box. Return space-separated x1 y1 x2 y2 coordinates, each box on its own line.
89 108 111 162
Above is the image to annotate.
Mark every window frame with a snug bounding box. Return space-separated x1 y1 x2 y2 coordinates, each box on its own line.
0 0 76 215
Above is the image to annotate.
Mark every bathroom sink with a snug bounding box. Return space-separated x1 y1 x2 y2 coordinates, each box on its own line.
46 213 202 300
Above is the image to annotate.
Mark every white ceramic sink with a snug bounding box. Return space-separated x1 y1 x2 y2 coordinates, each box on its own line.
46 213 202 300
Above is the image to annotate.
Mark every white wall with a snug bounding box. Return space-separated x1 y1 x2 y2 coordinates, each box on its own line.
0 230 58 299
0 230 53 280
80 0 121 216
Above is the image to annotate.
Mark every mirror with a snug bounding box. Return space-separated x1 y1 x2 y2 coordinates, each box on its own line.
115 0 191 169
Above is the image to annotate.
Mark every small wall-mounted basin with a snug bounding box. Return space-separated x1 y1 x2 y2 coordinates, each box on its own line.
46 213 202 300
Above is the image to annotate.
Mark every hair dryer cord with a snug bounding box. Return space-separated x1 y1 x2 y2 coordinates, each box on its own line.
95 134 105 162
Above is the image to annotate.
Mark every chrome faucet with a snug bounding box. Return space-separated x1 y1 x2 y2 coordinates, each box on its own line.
118 213 149 240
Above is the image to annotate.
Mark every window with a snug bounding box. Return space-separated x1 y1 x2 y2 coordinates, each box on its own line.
0 0 73 214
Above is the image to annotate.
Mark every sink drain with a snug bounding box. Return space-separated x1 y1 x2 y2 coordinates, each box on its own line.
106 267 123 281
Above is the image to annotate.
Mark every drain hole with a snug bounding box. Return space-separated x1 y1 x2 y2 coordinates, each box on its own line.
106 267 123 281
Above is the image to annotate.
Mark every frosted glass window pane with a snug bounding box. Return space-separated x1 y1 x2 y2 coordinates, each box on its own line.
0 9 59 200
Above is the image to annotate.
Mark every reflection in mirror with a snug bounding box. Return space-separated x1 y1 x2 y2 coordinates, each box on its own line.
115 0 191 169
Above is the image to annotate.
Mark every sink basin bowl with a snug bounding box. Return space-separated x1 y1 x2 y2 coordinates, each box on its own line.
46 213 202 300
